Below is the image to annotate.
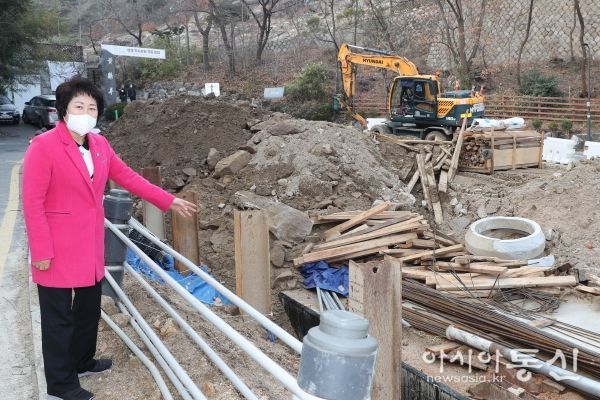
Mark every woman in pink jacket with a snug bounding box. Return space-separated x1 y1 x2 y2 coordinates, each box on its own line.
22 76 198 400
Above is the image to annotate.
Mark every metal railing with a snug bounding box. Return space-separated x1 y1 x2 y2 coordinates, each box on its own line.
103 216 325 400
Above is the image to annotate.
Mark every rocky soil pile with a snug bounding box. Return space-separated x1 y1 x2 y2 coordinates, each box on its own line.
442 160 600 277
105 96 416 323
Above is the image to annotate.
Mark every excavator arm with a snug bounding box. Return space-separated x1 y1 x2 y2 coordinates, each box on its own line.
337 43 420 127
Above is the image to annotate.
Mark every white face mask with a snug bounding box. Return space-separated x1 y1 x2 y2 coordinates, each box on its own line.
66 113 97 136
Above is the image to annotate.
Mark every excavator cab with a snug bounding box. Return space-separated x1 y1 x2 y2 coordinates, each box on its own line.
390 77 438 122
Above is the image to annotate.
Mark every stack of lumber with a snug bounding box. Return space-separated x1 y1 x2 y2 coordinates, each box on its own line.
396 252 577 293
296 201 434 266
298 202 579 294
459 129 543 173
373 119 468 225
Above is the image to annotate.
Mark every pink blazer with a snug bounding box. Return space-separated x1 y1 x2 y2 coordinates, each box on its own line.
22 121 175 288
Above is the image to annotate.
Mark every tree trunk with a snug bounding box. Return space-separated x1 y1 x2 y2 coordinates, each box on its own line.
255 13 267 62
193 11 212 70
208 0 235 75
202 33 211 70
574 0 587 96
517 0 535 89
569 3 577 62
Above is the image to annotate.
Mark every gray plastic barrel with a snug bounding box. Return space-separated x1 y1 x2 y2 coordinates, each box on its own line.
103 189 133 298
297 310 377 400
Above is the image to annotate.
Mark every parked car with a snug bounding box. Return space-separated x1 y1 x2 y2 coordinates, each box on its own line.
0 95 21 125
22 95 58 128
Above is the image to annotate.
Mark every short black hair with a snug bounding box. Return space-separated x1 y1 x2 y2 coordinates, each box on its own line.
55 76 104 121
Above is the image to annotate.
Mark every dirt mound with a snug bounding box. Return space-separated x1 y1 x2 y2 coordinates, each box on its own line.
105 96 266 181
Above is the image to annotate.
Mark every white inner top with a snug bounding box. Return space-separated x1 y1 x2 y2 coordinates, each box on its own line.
79 145 94 179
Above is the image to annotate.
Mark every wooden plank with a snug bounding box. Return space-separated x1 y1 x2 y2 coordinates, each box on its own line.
576 285 600 295
426 342 461 357
324 201 391 240
341 224 370 236
436 276 578 291
497 266 550 277
415 152 431 209
406 153 432 194
295 233 417 266
349 259 402 400
424 160 444 225
171 191 199 273
317 210 415 222
336 216 417 240
433 261 508 275
314 218 423 251
374 132 419 152
380 248 425 257
422 230 458 246
234 210 271 315
448 118 467 182
393 244 464 263
438 170 448 193
383 139 453 145
141 166 166 239
434 153 449 171
409 239 439 249
421 251 468 260
326 246 389 264
425 273 482 286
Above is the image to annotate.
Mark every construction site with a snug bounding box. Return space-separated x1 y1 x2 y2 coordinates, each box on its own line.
2 0 600 400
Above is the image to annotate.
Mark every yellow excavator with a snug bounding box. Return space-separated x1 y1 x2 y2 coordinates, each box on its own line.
337 43 485 140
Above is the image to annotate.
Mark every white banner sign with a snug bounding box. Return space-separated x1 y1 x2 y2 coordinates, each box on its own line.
205 83 220 97
101 44 166 59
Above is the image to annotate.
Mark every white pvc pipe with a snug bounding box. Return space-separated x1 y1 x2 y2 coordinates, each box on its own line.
127 217 303 354
446 325 600 397
106 219 324 400
104 271 207 400
100 311 174 400
117 303 194 400
123 262 259 400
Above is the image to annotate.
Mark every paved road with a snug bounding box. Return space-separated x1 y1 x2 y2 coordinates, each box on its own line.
0 122 41 400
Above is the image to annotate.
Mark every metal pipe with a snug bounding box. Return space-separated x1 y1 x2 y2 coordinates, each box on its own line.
331 292 345 311
127 217 303 354
123 262 259 400
584 43 592 142
446 325 600 398
104 271 207 400
117 303 194 400
100 311 174 400
316 287 324 314
323 291 337 310
106 219 324 400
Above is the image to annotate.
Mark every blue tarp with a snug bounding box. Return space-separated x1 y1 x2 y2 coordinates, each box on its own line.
300 261 349 296
126 249 231 306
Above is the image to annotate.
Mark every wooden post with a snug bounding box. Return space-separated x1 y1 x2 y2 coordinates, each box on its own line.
424 160 444 225
349 258 402 400
448 118 467 182
171 191 199 273
234 210 271 315
415 152 431 207
141 166 165 239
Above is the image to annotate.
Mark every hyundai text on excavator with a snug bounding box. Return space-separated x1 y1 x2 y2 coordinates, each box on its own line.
337 43 485 140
